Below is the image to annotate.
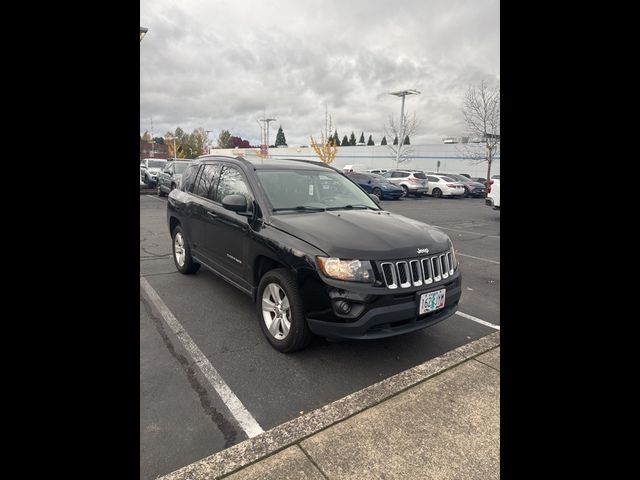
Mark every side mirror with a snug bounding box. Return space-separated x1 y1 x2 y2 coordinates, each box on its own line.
222 194 251 216
368 193 381 207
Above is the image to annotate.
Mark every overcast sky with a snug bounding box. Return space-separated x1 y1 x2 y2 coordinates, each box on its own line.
140 0 499 147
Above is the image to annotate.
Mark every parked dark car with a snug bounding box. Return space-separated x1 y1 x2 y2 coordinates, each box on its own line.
470 177 487 184
346 172 404 199
167 156 461 352
428 173 486 197
157 160 191 197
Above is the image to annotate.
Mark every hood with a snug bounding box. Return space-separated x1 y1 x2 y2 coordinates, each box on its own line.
147 167 163 174
269 210 451 260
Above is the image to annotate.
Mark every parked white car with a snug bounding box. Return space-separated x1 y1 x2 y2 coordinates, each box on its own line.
140 158 168 186
486 178 500 209
425 174 465 198
364 168 388 175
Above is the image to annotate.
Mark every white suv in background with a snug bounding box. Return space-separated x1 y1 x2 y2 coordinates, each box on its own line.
425 175 466 198
381 170 428 197
486 178 500 209
140 158 168 187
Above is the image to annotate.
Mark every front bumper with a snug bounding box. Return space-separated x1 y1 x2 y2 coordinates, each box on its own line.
306 271 462 340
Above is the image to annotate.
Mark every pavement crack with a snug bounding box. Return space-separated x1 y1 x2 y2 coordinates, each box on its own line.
297 443 331 480
140 295 241 448
473 357 500 373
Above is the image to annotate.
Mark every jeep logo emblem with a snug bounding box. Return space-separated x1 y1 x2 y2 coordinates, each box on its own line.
417 247 429 254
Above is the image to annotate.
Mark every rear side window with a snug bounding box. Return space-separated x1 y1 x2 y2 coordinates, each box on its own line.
441 176 456 182
412 172 427 179
427 176 439 182
181 165 199 192
391 171 406 178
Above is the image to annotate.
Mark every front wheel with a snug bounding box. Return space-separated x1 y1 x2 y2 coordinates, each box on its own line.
401 185 409 197
256 268 312 353
172 226 200 274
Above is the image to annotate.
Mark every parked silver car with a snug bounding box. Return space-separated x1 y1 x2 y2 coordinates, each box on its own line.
381 169 428 197
140 158 168 187
157 160 191 197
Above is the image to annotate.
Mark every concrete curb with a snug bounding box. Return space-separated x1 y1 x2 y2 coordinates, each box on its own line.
159 331 500 480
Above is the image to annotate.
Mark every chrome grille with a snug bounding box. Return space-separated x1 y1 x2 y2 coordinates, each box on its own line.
379 250 457 289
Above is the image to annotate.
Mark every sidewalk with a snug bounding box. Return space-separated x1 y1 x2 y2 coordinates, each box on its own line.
160 332 500 480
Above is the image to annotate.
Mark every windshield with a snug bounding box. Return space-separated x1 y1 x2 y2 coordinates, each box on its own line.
447 174 468 182
256 169 380 212
369 173 392 183
173 162 189 174
148 160 166 168
441 176 456 182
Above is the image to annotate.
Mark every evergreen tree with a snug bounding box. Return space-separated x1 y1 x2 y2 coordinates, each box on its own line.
359 132 365 144
275 126 287 146
342 134 349 146
349 132 357 146
393 135 398 145
333 130 340 146
403 135 410 145
381 136 387 145
367 135 374 146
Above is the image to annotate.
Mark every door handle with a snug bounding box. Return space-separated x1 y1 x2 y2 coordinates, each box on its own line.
207 211 218 218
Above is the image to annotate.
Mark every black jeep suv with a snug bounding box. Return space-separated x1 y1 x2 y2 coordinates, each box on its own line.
167 156 462 352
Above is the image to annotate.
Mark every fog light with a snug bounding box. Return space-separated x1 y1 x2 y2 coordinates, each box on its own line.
334 300 352 314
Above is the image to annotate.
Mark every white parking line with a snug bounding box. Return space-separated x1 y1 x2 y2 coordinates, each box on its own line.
140 277 264 438
456 311 500 330
145 195 166 202
434 225 499 238
456 253 500 265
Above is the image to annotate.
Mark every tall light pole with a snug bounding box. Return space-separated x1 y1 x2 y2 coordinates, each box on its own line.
389 89 420 168
166 136 178 160
205 130 213 155
259 117 277 154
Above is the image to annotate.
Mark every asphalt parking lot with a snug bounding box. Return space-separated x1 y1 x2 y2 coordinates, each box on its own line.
140 193 500 480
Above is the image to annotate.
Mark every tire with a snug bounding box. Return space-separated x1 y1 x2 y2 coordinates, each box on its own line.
463 187 470 198
401 185 409 197
372 187 382 198
158 184 166 197
432 188 443 198
172 226 200 274
256 268 312 353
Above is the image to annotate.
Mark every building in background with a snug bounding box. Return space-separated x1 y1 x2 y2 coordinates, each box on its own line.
140 141 169 161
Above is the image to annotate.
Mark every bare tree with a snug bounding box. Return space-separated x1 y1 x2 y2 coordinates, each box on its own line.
310 132 337 165
461 80 500 184
384 112 419 167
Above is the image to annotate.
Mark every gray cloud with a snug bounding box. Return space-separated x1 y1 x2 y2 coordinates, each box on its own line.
140 0 499 146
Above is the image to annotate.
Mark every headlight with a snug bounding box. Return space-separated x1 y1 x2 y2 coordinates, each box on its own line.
316 257 374 282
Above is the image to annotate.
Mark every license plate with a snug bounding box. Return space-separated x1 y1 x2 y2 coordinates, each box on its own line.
419 288 446 315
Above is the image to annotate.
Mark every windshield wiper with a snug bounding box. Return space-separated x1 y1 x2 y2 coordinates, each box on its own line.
326 204 378 211
272 206 326 212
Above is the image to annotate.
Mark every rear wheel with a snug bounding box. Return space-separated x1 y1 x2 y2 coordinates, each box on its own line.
432 188 443 198
256 268 312 353
401 185 409 197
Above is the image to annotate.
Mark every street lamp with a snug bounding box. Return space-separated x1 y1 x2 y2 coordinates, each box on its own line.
166 136 178 160
259 117 277 154
389 89 420 168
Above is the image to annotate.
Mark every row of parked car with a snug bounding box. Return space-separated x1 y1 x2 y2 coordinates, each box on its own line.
141 157 498 203
343 166 492 200
140 158 192 196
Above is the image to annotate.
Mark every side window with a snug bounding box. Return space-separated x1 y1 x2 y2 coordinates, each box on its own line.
427 176 438 182
214 166 252 207
182 165 200 192
391 172 404 178
193 164 219 198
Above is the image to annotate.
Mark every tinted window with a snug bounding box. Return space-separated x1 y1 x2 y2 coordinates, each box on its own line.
174 162 189 174
441 176 456 182
214 166 252 205
148 160 166 168
382 172 392 178
391 172 406 178
427 176 439 182
412 172 427 179
349 174 369 182
193 164 220 198
182 165 200 192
